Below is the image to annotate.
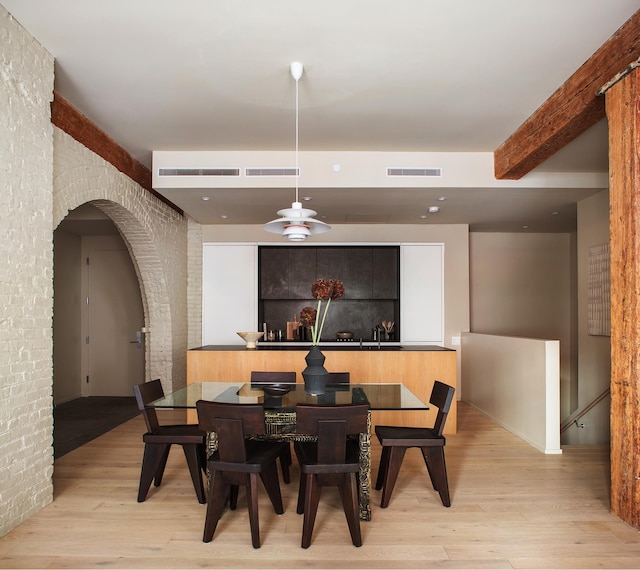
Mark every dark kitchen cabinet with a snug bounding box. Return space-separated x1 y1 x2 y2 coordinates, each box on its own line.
260 247 288 299
289 248 316 298
372 247 398 299
259 246 400 340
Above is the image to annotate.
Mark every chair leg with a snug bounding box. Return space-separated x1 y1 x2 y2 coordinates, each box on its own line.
246 473 261 548
421 447 451 507
229 485 239 510
380 446 407 508
154 446 171 486
259 463 284 515
301 473 321 549
137 443 170 502
182 443 206 504
203 474 229 543
340 474 362 547
279 444 292 484
375 445 391 490
296 470 306 514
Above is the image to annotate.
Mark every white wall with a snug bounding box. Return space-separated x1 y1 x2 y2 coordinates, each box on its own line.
462 332 561 454
0 4 55 537
469 232 575 418
53 229 82 404
571 190 611 445
1 3 193 537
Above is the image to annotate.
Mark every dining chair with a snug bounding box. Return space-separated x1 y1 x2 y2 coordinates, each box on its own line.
133 379 206 503
250 370 296 483
195 400 287 548
327 371 350 386
374 380 455 508
294 403 369 548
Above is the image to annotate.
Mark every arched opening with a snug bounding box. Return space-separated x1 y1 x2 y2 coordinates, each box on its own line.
53 203 145 457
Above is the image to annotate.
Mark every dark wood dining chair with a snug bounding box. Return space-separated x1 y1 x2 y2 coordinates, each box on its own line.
327 371 350 386
294 403 369 548
133 379 206 503
250 370 295 483
196 400 287 548
374 380 455 508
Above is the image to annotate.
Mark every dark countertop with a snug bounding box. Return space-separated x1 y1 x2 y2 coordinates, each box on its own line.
189 344 455 352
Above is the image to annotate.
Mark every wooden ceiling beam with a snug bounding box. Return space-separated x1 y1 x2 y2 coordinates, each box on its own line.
51 93 183 215
494 10 640 180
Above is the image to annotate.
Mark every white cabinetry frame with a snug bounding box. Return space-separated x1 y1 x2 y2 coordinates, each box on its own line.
202 242 444 346
400 243 444 345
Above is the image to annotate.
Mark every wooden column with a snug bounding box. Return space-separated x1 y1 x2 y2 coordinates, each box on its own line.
603 65 640 530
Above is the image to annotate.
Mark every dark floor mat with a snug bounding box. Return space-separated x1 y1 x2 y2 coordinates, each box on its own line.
53 396 140 459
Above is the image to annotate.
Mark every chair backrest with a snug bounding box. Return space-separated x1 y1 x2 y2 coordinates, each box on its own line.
430 381 456 436
196 400 266 463
326 372 350 386
250 371 296 384
296 404 368 464
133 379 164 433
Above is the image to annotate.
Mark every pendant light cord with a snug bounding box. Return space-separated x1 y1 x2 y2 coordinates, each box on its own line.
295 73 299 204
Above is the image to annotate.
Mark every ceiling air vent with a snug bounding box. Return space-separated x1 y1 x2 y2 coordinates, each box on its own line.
245 167 299 176
387 167 442 177
158 168 240 176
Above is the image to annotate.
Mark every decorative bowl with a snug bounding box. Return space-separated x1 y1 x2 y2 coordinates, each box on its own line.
259 384 295 396
237 331 264 349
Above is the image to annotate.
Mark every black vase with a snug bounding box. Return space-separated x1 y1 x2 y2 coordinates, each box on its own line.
302 345 329 395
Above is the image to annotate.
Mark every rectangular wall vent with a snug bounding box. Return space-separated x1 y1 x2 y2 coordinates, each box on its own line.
245 167 298 177
158 168 240 176
387 167 442 177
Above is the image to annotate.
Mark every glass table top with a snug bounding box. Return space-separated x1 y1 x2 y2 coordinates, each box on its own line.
148 382 428 411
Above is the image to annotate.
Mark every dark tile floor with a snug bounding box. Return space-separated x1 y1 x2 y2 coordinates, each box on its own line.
53 396 140 458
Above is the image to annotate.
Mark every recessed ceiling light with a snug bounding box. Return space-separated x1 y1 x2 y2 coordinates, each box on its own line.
552 211 560 215
522 225 529 229
437 196 447 201
428 206 440 213
220 215 228 219
303 196 312 201
420 214 428 219
201 196 211 201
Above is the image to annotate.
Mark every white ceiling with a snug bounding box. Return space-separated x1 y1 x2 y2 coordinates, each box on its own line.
4 0 639 232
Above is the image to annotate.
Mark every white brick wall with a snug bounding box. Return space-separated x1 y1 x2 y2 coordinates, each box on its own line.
0 6 55 536
53 129 190 391
1 4 195 537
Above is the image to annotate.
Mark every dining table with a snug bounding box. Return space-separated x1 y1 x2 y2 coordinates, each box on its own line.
147 381 429 520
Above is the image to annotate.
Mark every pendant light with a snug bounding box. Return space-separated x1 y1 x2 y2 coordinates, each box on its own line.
263 61 331 241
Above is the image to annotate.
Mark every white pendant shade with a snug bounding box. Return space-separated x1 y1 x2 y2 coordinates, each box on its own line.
263 201 331 242
263 61 331 241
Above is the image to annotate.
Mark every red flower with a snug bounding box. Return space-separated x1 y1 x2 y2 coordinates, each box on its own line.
311 278 345 301
299 306 317 327
307 279 345 344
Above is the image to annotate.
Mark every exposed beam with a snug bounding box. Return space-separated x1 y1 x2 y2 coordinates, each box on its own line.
50 93 183 215
494 10 640 180
605 66 640 531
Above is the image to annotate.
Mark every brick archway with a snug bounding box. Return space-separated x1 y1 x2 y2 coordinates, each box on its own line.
53 128 188 390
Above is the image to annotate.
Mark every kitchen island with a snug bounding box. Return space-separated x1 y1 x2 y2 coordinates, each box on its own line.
187 344 457 433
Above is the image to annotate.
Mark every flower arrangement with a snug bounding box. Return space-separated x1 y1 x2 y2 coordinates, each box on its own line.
299 278 345 345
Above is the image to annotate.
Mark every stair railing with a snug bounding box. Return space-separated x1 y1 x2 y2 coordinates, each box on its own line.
560 387 611 433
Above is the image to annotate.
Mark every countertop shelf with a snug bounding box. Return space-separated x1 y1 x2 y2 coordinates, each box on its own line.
190 344 455 352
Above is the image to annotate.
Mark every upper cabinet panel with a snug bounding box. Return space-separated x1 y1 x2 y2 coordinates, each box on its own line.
260 247 288 299
344 247 373 299
289 248 317 298
372 247 399 299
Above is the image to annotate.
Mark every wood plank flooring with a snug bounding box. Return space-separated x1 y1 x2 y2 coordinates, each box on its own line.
1 402 639 569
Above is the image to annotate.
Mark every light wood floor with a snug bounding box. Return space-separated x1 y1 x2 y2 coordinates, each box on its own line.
2 402 639 569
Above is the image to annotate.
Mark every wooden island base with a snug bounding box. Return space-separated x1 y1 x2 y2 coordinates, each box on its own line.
187 346 457 433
